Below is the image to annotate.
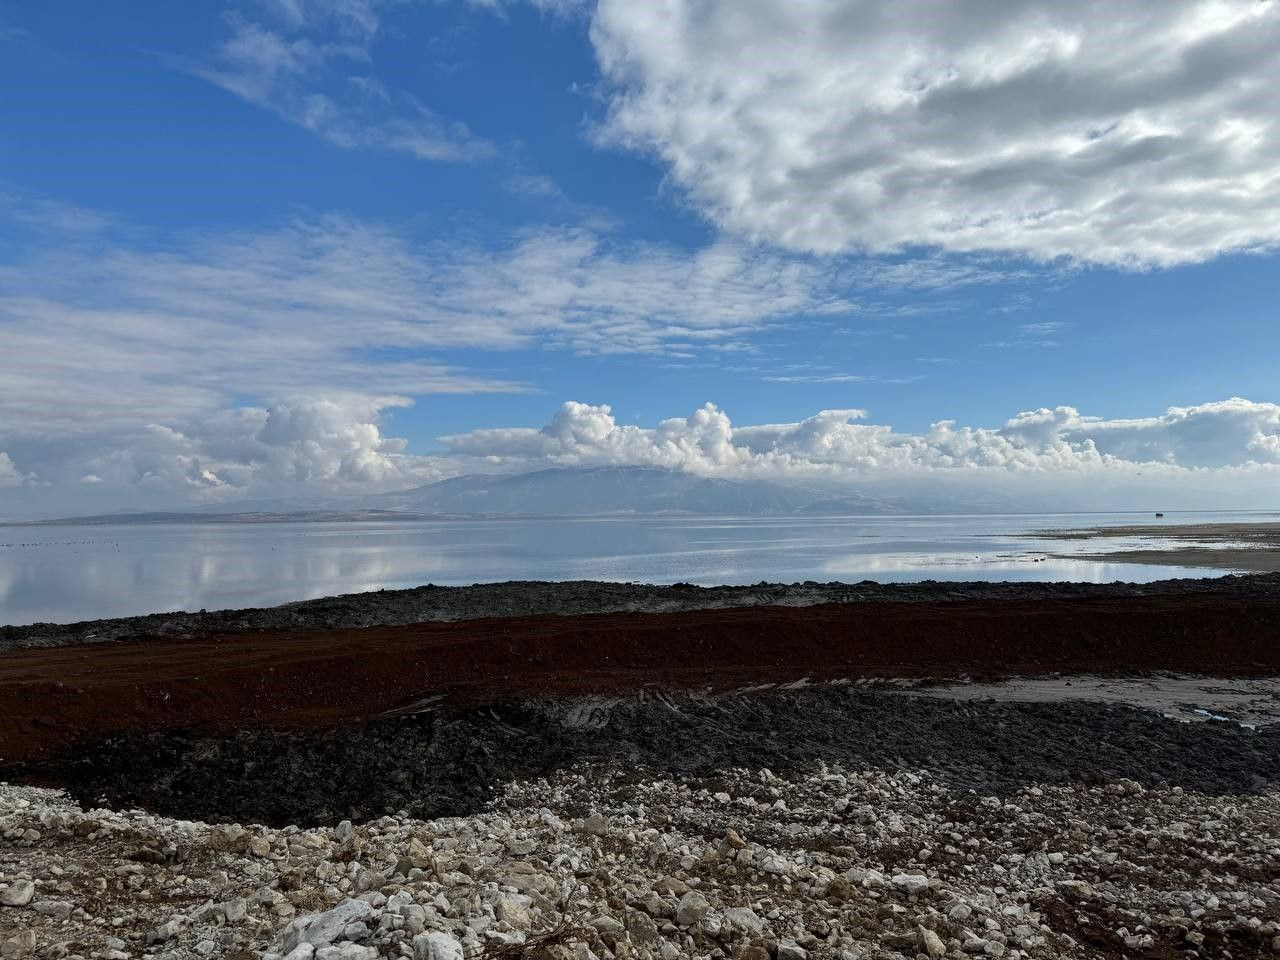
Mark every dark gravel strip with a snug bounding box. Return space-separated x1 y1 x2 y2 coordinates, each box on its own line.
6 572 1280 651
13 687 1278 828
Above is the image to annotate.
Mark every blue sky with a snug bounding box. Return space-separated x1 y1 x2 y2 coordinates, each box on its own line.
1 0 1279 513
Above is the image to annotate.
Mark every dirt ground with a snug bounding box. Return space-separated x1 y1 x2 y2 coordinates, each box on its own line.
6 572 1280 652
5 582 1280 764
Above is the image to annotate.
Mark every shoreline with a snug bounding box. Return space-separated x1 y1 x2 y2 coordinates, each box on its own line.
6 581 1280 766
4 575 1279 957
1035 521 1280 573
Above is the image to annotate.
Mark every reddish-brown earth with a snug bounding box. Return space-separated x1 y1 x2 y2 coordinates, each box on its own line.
4 591 1280 763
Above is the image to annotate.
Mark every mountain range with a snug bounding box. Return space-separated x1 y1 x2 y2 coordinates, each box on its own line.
23 466 999 524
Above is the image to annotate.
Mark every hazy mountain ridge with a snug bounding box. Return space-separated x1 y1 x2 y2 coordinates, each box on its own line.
366 466 908 516
19 466 956 524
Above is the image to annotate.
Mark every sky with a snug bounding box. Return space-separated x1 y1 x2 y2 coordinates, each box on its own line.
1 0 1279 516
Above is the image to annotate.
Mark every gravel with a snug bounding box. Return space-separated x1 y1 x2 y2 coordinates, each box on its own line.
1 747 1277 959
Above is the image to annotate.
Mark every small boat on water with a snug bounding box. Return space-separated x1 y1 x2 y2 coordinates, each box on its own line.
1155 512 1165 517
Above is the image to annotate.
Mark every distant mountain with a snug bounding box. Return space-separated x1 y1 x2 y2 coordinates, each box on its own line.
22 466 1019 525
366 466 905 516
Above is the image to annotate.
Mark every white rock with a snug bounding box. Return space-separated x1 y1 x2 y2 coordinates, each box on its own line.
891 873 931 895
494 892 533 930
675 890 710 926
413 931 465 960
281 900 376 952
223 896 248 923
316 946 378 960
760 853 791 875
33 900 73 920
722 906 765 938
777 938 808 959
919 926 947 959
0 881 34 908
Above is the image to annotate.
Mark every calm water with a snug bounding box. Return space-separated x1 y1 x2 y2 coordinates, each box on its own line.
0 512 1264 625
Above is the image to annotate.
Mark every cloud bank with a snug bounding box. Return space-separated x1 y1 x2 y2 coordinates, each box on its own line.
3 393 1278 513
441 398 1280 481
591 0 1280 266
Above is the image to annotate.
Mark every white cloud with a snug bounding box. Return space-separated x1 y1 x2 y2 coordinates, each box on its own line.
0 215 854 439
0 206 876 504
180 6 492 162
76 397 445 496
590 0 1280 266
0 453 30 488
440 397 1280 482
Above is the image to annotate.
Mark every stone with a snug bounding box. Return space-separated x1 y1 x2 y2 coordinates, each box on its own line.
413 931 465 960
675 891 710 926
627 909 660 946
0 881 34 908
891 873 930 895
250 836 273 858
918 926 947 959
209 823 250 853
316 946 378 960
825 876 855 902
722 907 765 939
0 931 38 959
759 854 790 875
577 813 611 836
777 938 808 960
281 900 376 953
652 877 690 897
32 899 74 920
495 893 533 930
148 919 183 944
223 897 248 923
342 920 371 941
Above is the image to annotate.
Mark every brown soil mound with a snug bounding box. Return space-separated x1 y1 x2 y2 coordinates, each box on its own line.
5 592 1280 763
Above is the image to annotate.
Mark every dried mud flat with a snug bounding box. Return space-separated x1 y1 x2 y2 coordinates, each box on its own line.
1035 523 1280 574
3 577 1280 959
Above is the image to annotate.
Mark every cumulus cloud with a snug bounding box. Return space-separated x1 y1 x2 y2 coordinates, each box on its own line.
179 4 492 162
0 205 886 506
75 397 444 496
441 397 1280 483
590 0 1280 266
0 453 30 488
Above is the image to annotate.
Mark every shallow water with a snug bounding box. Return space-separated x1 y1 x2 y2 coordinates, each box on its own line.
0 511 1265 625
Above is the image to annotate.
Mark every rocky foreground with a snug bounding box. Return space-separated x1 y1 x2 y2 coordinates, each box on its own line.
3 752 1279 960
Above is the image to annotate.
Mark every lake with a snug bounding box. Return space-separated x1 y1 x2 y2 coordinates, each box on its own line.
0 512 1261 625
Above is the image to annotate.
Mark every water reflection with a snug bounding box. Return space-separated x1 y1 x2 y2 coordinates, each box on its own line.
0 513 1261 625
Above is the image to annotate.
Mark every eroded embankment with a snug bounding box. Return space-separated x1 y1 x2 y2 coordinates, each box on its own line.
6 572 1280 652
5 590 1280 765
